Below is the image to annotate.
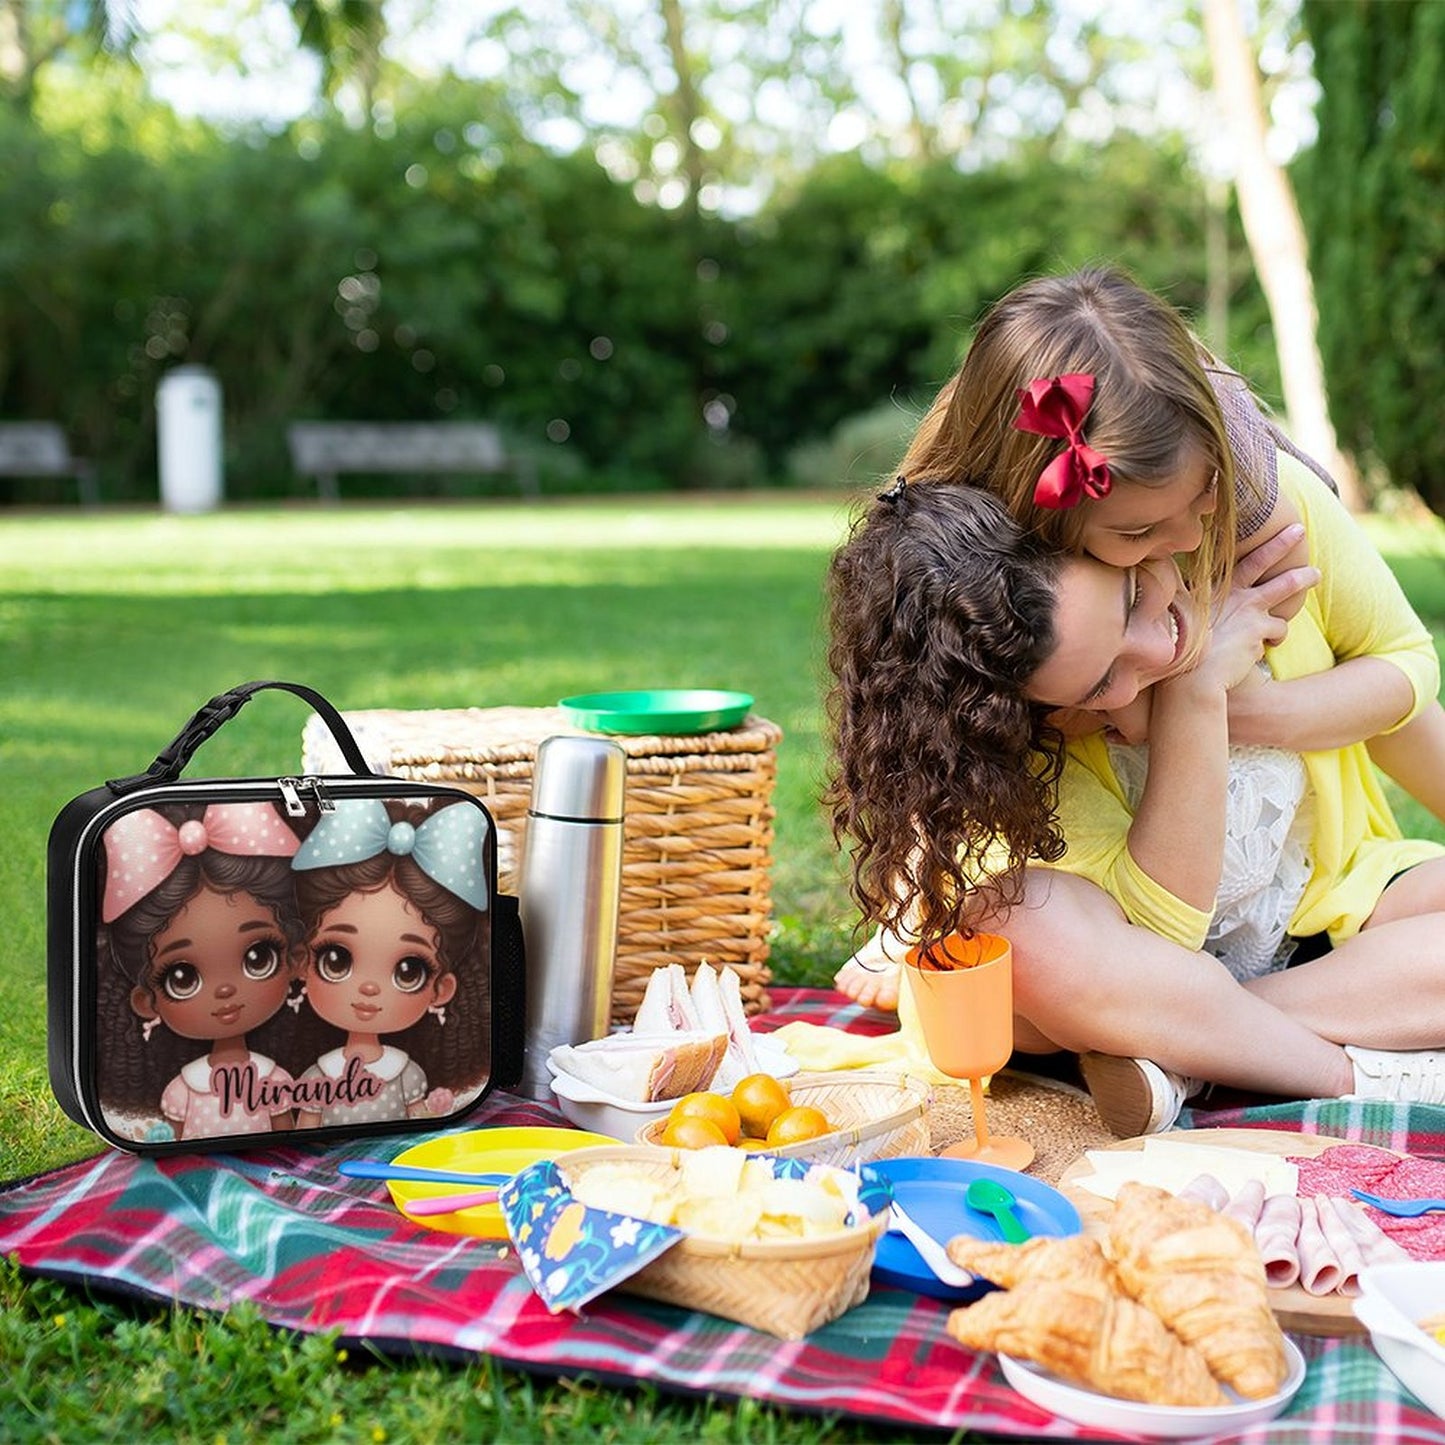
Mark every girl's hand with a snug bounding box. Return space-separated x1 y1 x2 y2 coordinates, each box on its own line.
423 1086 456 1117
1177 524 1318 695
1236 490 1310 622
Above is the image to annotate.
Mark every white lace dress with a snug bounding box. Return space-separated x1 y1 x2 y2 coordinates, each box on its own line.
1106 740 1315 982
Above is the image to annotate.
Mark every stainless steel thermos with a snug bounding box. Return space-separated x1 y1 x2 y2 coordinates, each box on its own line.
517 734 627 1099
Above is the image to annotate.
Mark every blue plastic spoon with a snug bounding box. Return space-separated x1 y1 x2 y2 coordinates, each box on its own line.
340 1160 509 1188
1351 1188 1445 1217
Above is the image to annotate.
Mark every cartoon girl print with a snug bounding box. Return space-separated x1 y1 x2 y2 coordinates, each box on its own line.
290 797 492 1129
97 802 307 1142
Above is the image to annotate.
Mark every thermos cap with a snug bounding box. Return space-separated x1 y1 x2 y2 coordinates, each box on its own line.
530 734 627 821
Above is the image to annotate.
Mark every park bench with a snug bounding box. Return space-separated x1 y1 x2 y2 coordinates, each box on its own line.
0 423 98 505
287 421 538 502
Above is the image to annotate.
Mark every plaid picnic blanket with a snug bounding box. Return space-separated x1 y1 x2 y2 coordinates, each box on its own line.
5 988 1444 1442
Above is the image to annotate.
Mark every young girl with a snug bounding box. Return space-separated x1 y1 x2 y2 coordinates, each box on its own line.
97 801 307 1142
289 796 492 1128
834 265 1445 1011
804 478 1445 1134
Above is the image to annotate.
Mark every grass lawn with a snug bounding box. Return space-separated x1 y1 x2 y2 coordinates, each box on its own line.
3 496 1445 1443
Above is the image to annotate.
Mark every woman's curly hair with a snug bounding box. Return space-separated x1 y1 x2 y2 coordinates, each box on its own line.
825 482 1067 952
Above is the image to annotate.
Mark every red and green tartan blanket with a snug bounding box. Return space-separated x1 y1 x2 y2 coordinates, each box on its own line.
4 988 1445 1442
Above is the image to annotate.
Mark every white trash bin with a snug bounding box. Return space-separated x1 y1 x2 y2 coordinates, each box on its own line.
156 365 223 513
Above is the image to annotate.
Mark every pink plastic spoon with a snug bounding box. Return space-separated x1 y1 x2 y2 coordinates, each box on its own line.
402 1187 501 1217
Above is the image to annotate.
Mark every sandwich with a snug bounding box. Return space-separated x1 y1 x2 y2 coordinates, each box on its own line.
549 1031 728 1103
636 962 760 1091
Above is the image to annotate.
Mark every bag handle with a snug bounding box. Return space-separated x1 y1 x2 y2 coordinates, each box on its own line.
107 680 377 793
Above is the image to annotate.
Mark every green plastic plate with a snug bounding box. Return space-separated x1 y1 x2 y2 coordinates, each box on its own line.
558 688 754 735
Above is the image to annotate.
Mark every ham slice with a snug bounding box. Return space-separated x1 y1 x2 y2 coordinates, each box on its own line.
1308 1195 1365 1295
1336 1196 1411 1269
1221 1177 1267 1234
1255 1194 1303 1290
1296 1195 1345 1296
1178 1173 1231 1212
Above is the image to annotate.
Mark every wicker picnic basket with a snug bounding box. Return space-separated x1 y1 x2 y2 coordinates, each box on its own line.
557 1144 889 1339
636 1071 933 1166
300 704 781 1023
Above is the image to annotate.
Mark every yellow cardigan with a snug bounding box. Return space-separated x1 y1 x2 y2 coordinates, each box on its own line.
1041 459 1444 949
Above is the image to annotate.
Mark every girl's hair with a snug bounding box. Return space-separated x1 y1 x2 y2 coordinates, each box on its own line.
825 482 1067 951
898 266 1241 596
97 804 307 1114
291 799 491 1094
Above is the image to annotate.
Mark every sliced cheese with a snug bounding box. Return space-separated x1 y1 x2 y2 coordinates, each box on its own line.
1076 1135 1299 1202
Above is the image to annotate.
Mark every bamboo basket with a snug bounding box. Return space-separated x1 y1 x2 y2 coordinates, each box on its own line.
557 1144 888 1339
300 704 781 1023
637 1071 933 1166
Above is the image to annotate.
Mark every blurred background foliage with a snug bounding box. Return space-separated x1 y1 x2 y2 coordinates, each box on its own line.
0 0 1438 507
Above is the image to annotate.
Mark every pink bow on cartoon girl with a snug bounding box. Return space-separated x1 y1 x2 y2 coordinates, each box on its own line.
101 803 300 922
1013 372 1113 509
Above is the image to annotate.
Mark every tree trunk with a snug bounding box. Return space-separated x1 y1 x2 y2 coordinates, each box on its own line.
659 0 705 224
1201 0 1363 509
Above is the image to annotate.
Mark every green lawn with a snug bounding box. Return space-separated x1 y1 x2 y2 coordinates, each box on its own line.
3 496 1445 1443
0 496 918 1445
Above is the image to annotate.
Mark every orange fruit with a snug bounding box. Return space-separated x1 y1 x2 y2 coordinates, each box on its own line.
765 1104 831 1146
731 1073 791 1139
659 1115 729 1150
667 1091 741 1146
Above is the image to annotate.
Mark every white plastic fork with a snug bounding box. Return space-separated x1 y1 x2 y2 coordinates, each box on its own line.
887 1203 975 1288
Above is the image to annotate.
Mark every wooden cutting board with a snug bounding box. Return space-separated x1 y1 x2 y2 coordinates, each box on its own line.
1057 1127 1373 1338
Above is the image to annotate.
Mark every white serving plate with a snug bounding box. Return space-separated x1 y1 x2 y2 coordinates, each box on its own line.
1355 1262 1445 1418
998 1338 1306 1439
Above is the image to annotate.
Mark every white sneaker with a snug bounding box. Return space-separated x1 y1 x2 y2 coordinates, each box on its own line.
1345 1045 1445 1105
1080 1053 1203 1138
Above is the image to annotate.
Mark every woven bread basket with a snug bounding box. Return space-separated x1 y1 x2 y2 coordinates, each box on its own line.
637 1070 932 1166
557 1144 888 1339
300 704 781 1023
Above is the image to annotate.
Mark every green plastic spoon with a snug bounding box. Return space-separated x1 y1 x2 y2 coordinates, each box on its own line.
965 1177 1032 1244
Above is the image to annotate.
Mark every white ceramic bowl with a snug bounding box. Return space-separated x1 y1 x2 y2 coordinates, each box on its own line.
548 1069 675 1142
1355 1262 1445 1418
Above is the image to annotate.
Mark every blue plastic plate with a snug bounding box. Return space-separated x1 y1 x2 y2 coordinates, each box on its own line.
865 1156 1082 1303
558 689 753 735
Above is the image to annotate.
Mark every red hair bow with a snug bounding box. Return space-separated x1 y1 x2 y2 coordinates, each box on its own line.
1013 372 1112 509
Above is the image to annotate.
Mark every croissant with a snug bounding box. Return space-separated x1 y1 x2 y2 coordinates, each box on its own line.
946 1275 1226 1408
1108 1181 1288 1399
944 1232 1112 1288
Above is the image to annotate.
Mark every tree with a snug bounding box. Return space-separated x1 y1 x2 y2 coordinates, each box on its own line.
1201 0 1359 507
0 0 138 113
1298 0 1445 512
288 0 386 117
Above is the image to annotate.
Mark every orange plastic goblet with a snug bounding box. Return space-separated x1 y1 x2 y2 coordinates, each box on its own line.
903 932 1034 1171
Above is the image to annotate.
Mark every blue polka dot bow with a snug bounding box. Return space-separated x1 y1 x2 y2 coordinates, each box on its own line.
291 798 490 911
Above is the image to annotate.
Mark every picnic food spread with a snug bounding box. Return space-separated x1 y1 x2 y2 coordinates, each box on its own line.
509 958 1445 1417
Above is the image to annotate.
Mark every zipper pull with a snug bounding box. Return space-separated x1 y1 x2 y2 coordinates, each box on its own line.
302 775 335 813
277 777 306 817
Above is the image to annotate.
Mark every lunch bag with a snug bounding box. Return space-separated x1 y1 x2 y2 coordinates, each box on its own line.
47 679 525 1154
